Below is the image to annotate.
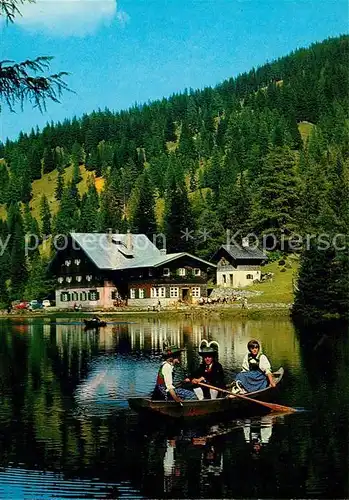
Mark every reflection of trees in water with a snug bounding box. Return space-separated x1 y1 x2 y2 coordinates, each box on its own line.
294 320 349 498
0 317 347 499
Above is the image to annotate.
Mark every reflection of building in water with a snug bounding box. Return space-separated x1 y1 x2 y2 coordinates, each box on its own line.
129 324 145 349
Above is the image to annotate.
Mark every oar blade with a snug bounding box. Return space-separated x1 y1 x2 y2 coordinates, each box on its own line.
198 381 297 413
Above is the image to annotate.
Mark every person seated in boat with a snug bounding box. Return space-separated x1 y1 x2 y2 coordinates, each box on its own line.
153 346 197 402
232 339 276 394
191 340 225 400
92 315 101 322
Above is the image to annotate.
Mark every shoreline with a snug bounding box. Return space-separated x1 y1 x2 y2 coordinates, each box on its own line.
0 303 292 320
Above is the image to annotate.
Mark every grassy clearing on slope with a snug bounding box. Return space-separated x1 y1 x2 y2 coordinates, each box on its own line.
0 206 6 220
30 165 95 220
298 121 314 144
246 255 299 304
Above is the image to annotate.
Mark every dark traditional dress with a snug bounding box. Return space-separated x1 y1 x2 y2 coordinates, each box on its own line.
193 361 225 398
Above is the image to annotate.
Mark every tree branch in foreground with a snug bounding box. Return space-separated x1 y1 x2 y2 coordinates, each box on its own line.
1 0 34 23
0 56 70 112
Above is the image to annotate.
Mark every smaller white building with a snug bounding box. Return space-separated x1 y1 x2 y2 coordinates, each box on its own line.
211 240 267 288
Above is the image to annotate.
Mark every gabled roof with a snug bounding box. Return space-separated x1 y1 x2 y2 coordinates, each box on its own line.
71 233 160 270
213 244 267 262
69 233 216 271
125 252 216 269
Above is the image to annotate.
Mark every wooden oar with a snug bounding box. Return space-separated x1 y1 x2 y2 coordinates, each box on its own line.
198 381 297 413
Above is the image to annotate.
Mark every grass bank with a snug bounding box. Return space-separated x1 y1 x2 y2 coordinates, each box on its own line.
245 255 298 304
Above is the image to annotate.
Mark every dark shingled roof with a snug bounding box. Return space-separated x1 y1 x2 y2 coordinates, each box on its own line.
221 244 267 261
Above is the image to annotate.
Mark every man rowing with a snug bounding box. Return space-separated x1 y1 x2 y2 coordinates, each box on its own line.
153 346 197 402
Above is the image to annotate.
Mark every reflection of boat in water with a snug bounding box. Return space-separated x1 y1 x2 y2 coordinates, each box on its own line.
83 319 107 329
128 368 284 418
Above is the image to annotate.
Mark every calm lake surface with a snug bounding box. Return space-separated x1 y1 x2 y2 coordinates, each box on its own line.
0 315 348 499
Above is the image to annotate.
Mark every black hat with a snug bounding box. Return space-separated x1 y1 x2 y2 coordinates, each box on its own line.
199 340 219 356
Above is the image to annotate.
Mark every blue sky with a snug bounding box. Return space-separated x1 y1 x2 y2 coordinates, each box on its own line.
1 0 347 141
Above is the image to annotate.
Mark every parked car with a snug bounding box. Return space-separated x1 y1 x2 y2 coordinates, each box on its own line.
13 301 29 310
42 300 51 308
28 300 44 311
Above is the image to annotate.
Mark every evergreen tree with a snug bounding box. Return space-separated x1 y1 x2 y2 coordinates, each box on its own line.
294 244 349 320
27 144 42 180
9 219 28 299
129 170 157 237
99 175 125 232
97 140 114 176
79 176 99 232
218 171 252 236
163 167 195 252
0 163 9 204
164 115 177 142
0 220 10 308
195 207 225 260
71 142 84 167
120 159 139 207
205 146 222 199
24 255 54 301
42 147 55 174
178 120 197 161
55 169 64 201
72 161 82 185
248 146 300 246
54 185 79 235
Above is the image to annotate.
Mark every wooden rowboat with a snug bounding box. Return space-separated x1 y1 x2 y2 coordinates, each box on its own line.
128 368 284 418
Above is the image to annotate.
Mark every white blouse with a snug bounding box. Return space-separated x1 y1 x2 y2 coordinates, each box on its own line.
242 353 271 374
161 361 175 391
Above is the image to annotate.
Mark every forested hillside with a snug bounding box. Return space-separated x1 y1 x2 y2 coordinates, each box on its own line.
0 35 348 319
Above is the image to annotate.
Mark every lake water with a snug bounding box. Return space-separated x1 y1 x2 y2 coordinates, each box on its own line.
0 315 347 499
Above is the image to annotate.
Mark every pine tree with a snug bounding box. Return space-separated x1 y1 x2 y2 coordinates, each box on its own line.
248 146 300 246
24 255 54 301
23 203 34 234
71 142 84 168
42 147 55 174
163 167 195 252
9 220 28 299
294 244 349 320
205 146 222 200
164 115 177 142
72 161 82 185
195 207 225 260
99 175 125 232
97 140 114 176
55 169 64 201
129 170 157 237
0 163 9 204
178 120 197 161
79 176 99 232
294 243 333 319
218 171 252 236
0 220 10 308
54 184 79 235
27 144 42 180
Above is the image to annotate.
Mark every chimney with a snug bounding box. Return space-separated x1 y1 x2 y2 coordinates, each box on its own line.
126 230 133 250
107 228 112 244
160 248 167 256
241 237 249 248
